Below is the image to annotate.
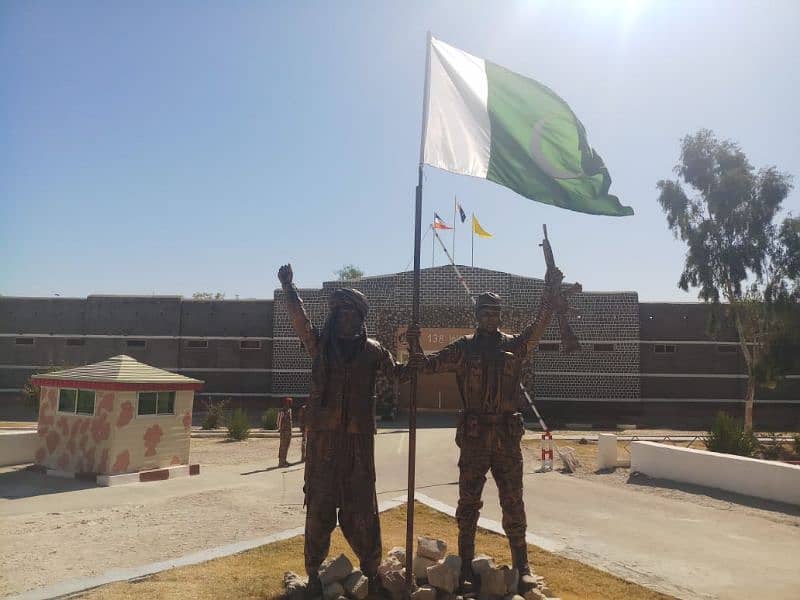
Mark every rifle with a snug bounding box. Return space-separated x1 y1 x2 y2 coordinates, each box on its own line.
540 225 582 354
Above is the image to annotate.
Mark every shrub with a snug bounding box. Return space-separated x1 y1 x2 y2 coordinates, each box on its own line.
706 411 757 457
261 408 278 430
760 433 782 460
794 434 800 457
201 397 229 430
227 408 251 441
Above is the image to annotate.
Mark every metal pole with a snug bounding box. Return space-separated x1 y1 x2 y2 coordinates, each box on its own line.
452 196 457 263
471 214 474 267
406 165 423 594
407 30 432 596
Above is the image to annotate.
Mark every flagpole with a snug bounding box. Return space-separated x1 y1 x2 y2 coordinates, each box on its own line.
452 196 457 263
471 213 475 267
432 217 435 268
406 29 431 596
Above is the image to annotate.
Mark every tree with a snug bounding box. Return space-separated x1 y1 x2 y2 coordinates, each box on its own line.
192 292 226 300
656 129 799 429
335 264 364 281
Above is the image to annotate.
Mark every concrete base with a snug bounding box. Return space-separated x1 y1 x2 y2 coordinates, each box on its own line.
38 464 201 487
97 464 200 487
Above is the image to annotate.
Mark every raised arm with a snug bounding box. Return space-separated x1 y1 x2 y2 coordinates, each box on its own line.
509 268 562 357
278 263 320 359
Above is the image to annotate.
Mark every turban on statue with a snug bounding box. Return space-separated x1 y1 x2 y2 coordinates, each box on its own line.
328 288 369 319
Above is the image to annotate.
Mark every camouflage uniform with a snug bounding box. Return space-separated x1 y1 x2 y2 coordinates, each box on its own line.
281 283 409 583
423 292 554 582
277 406 292 467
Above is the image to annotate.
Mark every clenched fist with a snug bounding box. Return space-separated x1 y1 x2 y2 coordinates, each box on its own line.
278 264 293 286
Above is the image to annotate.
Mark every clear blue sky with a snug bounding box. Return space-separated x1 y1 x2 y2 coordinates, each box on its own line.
2 1 798 301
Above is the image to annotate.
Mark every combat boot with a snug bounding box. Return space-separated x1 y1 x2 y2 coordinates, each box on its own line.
305 572 322 599
511 544 537 593
458 537 476 589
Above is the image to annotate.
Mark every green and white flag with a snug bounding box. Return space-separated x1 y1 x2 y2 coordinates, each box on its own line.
422 36 633 217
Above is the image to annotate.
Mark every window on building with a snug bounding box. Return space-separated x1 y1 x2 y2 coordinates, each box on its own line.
186 340 209 349
58 389 95 414
717 345 738 353
654 344 676 354
126 340 146 348
58 389 76 412
15 338 34 345
240 340 261 350
66 338 85 346
593 343 615 352
537 343 560 352
137 391 175 416
76 390 96 414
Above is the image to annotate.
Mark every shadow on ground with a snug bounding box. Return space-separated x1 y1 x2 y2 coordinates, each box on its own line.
0 466 97 499
626 471 800 517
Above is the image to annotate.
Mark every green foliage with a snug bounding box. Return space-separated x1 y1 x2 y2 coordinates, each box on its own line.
227 408 251 441
760 433 781 460
201 397 229 430
261 408 279 430
375 387 397 420
22 381 41 416
656 130 799 426
23 366 70 417
335 264 364 281
192 291 226 300
706 411 757 457
793 434 800 457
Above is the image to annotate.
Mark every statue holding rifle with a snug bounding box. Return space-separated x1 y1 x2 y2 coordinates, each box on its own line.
277 264 422 597
415 229 580 592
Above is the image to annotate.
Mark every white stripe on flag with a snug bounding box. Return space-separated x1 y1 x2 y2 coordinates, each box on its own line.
423 36 491 178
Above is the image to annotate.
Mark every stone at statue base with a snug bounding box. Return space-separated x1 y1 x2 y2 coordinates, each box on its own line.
417 536 448 561
426 554 461 593
283 540 558 599
319 554 354 587
387 546 406 567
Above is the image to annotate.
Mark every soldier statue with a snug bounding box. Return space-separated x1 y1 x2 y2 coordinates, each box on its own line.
277 263 420 597
417 267 568 592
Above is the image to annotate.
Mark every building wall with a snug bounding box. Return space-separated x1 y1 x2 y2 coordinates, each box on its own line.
0 296 274 420
2 273 797 428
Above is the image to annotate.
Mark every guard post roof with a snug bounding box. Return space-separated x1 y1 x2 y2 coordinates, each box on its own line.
30 355 204 392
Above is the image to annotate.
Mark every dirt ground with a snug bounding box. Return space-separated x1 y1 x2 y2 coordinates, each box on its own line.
0 438 306 597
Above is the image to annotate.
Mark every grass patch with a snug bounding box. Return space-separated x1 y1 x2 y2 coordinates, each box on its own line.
77 503 675 600
0 421 35 428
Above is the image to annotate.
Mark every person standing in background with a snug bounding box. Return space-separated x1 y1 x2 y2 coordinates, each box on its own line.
277 396 293 468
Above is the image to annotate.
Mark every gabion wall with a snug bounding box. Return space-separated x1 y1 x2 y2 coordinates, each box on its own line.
271 266 640 405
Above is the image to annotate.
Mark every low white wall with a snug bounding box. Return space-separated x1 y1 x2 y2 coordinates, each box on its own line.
631 441 800 506
0 431 38 467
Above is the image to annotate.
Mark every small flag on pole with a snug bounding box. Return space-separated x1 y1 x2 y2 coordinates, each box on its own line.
456 200 467 223
421 36 633 217
433 212 453 230
472 214 493 238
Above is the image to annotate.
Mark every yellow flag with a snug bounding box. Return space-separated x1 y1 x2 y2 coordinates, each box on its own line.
472 214 493 238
